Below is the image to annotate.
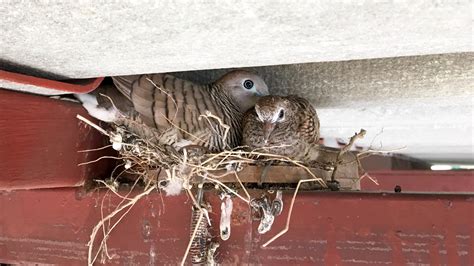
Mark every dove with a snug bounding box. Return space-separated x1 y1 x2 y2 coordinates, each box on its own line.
242 95 320 161
77 70 269 152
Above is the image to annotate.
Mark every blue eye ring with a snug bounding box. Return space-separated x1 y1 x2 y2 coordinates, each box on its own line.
243 79 254 90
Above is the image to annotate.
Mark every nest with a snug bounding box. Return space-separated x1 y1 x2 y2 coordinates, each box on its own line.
77 113 377 265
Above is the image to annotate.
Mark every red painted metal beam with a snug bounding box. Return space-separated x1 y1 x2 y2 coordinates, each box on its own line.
0 69 104 94
361 170 474 193
0 89 116 190
0 188 472 265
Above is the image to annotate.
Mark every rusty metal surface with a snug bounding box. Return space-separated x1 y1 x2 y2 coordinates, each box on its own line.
0 188 472 265
0 89 116 190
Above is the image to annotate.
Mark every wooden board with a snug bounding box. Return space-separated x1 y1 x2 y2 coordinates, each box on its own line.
159 163 360 191
152 146 361 190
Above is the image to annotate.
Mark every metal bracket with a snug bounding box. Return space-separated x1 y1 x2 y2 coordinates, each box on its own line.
250 190 284 234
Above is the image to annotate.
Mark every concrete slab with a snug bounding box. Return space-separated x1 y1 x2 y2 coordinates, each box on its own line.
1 1 472 78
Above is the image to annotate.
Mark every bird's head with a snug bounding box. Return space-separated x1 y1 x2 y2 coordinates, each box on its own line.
254 96 291 143
216 70 269 113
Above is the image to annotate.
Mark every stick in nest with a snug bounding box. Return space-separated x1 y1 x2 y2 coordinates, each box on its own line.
180 188 209 266
199 111 230 149
330 129 366 182
77 114 109 136
181 210 204 266
201 174 250 204
87 185 156 266
358 172 379 185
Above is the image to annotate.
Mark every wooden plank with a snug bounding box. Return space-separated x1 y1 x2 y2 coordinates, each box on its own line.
151 146 360 190
175 163 359 191
0 188 472 265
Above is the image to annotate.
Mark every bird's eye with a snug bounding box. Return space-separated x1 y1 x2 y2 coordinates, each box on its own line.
278 109 284 119
243 79 254 90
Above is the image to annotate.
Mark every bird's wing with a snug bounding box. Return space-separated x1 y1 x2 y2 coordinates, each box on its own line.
241 108 261 147
288 95 320 145
111 74 141 101
112 73 226 149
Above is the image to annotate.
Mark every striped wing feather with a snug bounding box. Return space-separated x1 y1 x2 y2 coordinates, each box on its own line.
111 74 236 151
288 95 320 145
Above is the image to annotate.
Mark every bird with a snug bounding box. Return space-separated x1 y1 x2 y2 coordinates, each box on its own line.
76 70 269 152
242 95 320 161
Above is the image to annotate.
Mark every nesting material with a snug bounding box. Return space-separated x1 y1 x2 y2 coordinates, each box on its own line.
77 114 334 192
77 113 371 265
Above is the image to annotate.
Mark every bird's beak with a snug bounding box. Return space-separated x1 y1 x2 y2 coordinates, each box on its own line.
256 90 269 97
263 121 275 142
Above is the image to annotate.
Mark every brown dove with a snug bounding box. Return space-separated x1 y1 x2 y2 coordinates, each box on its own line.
242 95 320 161
77 70 269 152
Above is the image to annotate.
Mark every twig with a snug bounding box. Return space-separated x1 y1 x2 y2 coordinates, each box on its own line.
202 175 250 204
186 187 200 209
234 171 251 201
78 156 124 166
77 114 109 136
98 93 122 116
95 180 135 200
91 178 143 264
359 172 379 185
262 178 322 247
78 145 113 153
87 185 156 266
367 127 384 150
181 210 204 266
330 129 366 182
199 111 230 148
356 146 407 159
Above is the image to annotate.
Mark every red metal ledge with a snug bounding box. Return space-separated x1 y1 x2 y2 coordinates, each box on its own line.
0 89 116 190
362 170 474 193
0 189 472 265
0 69 104 94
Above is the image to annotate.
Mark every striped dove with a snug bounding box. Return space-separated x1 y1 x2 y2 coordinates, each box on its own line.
77 70 269 152
242 95 320 161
